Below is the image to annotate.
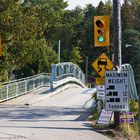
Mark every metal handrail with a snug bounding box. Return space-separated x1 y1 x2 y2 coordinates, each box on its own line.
51 62 85 88
0 62 86 102
0 73 51 102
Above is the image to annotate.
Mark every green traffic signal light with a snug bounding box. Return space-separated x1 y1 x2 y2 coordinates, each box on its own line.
98 36 104 43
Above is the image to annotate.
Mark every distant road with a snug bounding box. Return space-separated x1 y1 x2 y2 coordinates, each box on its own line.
0 86 110 140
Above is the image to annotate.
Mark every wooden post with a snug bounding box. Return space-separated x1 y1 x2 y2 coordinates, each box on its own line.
113 0 122 127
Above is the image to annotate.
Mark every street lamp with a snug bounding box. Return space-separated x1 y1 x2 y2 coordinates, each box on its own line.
125 44 140 49
58 40 61 63
125 44 132 48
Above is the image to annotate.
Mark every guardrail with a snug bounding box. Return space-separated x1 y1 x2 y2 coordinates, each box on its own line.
0 73 51 102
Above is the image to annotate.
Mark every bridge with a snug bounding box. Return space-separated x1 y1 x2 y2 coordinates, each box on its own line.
0 62 137 140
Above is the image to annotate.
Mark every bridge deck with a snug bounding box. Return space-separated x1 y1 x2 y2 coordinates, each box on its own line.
0 87 110 140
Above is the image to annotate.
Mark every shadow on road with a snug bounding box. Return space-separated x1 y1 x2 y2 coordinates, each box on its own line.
0 105 93 121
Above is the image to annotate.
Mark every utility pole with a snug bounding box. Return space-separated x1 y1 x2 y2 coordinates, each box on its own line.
113 0 122 126
58 40 61 63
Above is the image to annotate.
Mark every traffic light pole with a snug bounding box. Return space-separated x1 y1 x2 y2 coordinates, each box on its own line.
113 0 122 126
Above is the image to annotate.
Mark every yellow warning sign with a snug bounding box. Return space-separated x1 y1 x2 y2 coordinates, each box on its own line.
96 77 105 85
92 53 113 77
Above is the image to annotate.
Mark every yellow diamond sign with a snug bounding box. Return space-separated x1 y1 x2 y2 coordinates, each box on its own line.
92 53 113 77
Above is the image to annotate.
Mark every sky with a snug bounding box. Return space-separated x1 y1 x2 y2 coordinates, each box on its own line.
65 0 124 10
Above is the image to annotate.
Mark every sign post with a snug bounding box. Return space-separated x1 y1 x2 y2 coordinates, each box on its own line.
113 0 122 126
120 112 134 135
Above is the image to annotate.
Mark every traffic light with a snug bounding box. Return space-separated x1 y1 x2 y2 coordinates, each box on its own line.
94 16 110 47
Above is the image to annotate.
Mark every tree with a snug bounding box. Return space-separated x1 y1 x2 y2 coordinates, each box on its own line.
104 0 112 16
122 29 140 79
0 0 64 81
121 0 134 30
50 7 84 63
132 0 140 31
69 47 82 65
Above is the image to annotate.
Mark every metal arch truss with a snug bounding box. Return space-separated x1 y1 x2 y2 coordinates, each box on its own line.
51 62 85 89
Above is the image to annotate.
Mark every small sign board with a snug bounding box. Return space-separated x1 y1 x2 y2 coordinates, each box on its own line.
120 112 134 124
96 85 105 91
96 77 105 85
91 53 113 77
97 91 105 100
97 109 113 124
96 85 105 100
105 70 129 111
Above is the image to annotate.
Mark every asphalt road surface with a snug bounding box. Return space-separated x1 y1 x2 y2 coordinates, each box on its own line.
0 86 111 140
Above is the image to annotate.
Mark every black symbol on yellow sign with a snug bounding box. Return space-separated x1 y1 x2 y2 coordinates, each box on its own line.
91 53 113 77
97 58 109 72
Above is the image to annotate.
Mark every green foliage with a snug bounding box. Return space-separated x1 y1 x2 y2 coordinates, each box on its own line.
122 29 140 79
0 0 140 82
69 47 82 65
0 0 65 81
123 29 140 44
129 100 138 117
96 1 105 15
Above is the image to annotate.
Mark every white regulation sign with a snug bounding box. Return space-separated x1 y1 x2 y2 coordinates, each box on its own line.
105 70 129 111
97 109 113 124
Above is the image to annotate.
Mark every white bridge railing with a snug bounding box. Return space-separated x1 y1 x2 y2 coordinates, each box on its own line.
0 73 51 102
0 62 86 102
51 62 85 88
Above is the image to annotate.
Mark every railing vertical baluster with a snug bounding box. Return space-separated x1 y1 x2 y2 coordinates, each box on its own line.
16 82 18 96
33 77 35 89
42 74 44 86
6 84 9 100
25 80 27 93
